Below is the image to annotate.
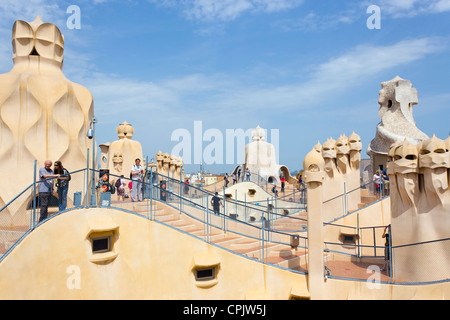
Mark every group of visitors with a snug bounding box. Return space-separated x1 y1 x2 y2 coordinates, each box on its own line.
372 168 389 195
114 158 145 202
224 168 252 187
38 160 71 222
270 174 287 198
37 158 145 223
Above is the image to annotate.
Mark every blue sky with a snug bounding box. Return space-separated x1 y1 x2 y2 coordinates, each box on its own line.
0 0 449 174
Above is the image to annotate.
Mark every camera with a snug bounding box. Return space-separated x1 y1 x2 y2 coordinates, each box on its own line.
87 128 94 139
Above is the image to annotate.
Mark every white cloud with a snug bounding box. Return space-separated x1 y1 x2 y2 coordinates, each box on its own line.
0 0 64 27
200 37 447 113
277 10 358 32
150 0 303 22
428 0 450 12
375 0 450 17
69 36 446 124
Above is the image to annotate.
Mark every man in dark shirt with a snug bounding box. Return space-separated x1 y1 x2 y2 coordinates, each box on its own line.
211 192 223 215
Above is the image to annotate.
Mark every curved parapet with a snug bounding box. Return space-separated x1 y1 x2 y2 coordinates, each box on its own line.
0 207 310 299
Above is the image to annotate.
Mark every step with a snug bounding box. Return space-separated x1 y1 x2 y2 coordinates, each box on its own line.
231 242 278 257
193 229 224 239
272 220 307 230
178 225 204 233
166 221 197 230
5 241 17 251
361 195 378 203
268 244 297 257
230 239 261 250
0 230 26 243
210 235 244 245
154 213 179 223
266 249 308 269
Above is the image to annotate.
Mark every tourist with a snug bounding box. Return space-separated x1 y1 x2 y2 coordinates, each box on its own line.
373 170 382 195
298 174 304 190
54 161 71 211
211 192 223 215
115 175 126 201
271 185 278 198
381 225 391 272
38 160 60 222
184 179 190 195
237 168 241 181
232 173 237 184
280 174 286 193
246 168 251 181
130 158 144 201
224 174 229 188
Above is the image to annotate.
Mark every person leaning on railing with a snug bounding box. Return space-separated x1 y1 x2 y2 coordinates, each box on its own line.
54 160 71 212
38 160 61 222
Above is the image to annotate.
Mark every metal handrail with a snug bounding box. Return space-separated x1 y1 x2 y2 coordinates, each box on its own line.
1 166 449 285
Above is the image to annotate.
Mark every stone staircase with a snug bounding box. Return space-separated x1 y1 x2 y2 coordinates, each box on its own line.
271 211 307 232
126 200 309 273
0 226 28 259
0 184 382 270
358 189 379 209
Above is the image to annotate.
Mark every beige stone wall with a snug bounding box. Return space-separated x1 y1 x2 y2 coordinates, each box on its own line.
0 17 93 221
0 207 308 299
0 206 448 299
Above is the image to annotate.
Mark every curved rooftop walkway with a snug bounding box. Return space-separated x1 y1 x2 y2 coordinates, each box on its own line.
0 169 423 284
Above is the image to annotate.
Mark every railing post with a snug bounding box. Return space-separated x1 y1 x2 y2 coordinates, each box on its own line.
235 189 237 218
32 160 37 228
373 227 377 257
179 166 183 214
261 212 264 263
357 213 360 258
343 182 347 217
267 197 271 243
389 224 393 283
86 148 90 206
223 186 226 233
245 193 247 222
206 192 209 243
150 168 153 220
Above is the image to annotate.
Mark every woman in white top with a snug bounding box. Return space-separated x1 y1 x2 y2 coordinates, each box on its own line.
373 170 382 194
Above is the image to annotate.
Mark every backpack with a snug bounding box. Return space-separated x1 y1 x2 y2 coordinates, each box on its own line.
115 179 122 188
